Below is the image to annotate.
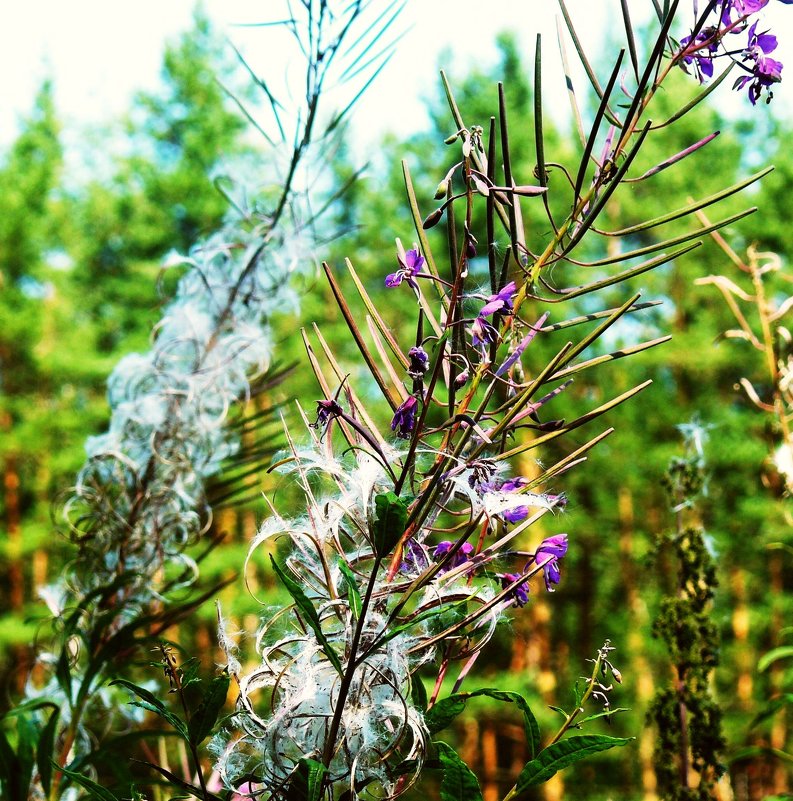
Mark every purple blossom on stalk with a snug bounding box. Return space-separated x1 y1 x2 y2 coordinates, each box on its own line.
391 395 418 439
735 21 783 103
722 0 770 24
478 281 517 317
500 573 530 607
407 346 429 379
400 538 429 574
470 316 498 348
433 540 474 573
533 533 569 592
678 27 719 82
311 398 343 429
385 248 424 289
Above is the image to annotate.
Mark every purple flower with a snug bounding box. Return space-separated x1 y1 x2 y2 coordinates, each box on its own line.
734 23 783 104
500 573 530 607
407 346 429 379
391 395 418 439
533 534 568 592
400 538 429 574
479 281 517 317
433 540 475 573
470 316 498 348
385 248 424 289
311 398 343 429
678 27 719 83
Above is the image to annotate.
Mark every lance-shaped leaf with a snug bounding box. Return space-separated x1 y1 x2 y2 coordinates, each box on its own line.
287 757 328 801
373 492 409 558
132 760 226 801
269 555 344 675
188 672 230 746
36 708 60 797
435 742 483 801
513 735 632 792
425 689 540 759
110 679 189 740
54 765 122 801
338 559 363 620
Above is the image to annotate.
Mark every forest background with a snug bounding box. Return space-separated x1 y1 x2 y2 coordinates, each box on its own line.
0 4 791 800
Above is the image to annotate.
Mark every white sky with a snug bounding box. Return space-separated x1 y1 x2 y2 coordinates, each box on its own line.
1 1 792 162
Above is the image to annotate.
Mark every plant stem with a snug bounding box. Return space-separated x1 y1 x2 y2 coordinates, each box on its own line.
321 556 382 771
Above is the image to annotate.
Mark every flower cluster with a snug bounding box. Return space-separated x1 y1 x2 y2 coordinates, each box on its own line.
678 0 792 104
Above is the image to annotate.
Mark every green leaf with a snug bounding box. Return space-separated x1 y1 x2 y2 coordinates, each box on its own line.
372 492 408 558
425 688 540 759
286 757 328 801
751 694 793 728
132 760 226 801
514 735 632 792
411 674 428 713
56 764 122 801
188 672 230 746
759 646 793 672
37 708 60 796
337 560 362 620
55 647 72 706
15 715 35 801
110 679 189 740
0 727 19 801
435 741 483 801
269 555 343 675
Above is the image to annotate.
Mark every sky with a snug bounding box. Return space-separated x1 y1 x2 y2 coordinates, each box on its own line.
1 2 792 163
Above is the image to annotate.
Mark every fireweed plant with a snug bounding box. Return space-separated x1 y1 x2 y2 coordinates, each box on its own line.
1 1 789 800
0 3 404 800
211 2 792 800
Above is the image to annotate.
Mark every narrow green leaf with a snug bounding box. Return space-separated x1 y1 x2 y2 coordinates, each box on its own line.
758 646 793 672
515 735 632 792
425 696 467 734
338 560 363 620
110 679 189 739
411 674 428 712
16 716 36 801
425 688 540 759
0 725 19 801
37 708 60 796
372 492 408 558
188 673 230 746
287 757 328 801
751 694 793 728
56 764 121 801
55 647 72 706
269 555 344 675
132 760 226 801
436 741 483 801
